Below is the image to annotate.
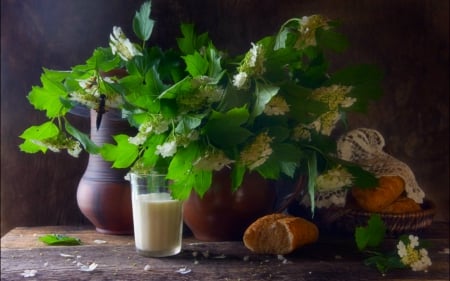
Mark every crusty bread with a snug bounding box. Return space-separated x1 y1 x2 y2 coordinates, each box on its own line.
380 196 422 213
243 213 319 255
351 176 405 212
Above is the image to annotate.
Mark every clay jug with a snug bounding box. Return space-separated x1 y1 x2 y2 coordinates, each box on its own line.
76 110 134 234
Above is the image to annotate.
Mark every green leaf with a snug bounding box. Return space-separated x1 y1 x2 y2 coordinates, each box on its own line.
139 134 167 168
231 164 246 191
19 139 46 153
176 24 209 55
175 114 203 134
355 214 387 251
65 120 100 154
192 170 212 197
307 152 318 215
19 122 59 153
159 77 192 99
19 121 59 140
205 108 253 148
28 74 70 118
100 134 139 168
316 28 349 53
39 234 81 246
183 52 209 77
364 253 405 274
167 143 201 199
132 1 154 42
252 82 279 118
206 43 223 79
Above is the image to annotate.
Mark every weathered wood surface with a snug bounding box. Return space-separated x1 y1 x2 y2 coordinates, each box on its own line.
1 223 449 281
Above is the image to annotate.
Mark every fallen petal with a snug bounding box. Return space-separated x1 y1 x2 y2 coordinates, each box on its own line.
93 240 107 244
79 262 98 272
59 253 75 258
20 269 37 277
176 267 192 274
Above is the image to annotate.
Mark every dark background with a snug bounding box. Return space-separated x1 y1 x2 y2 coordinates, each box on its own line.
1 0 448 236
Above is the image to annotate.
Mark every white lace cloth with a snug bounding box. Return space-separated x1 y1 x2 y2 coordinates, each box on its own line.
302 128 425 208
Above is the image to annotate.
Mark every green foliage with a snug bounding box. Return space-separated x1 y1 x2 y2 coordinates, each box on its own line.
100 134 139 168
19 122 59 153
28 72 70 118
355 214 387 251
39 234 81 246
19 3 383 202
65 121 100 154
364 252 406 274
132 1 154 42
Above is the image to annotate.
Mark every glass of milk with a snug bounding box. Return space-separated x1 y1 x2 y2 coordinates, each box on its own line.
128 173 183 257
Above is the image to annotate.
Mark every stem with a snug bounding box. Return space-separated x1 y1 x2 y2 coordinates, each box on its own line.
276 174 307 213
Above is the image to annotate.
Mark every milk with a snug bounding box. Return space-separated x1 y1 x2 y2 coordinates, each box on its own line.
132 192 183 257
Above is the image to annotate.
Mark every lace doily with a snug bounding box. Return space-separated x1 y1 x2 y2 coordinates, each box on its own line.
300 189 348 208
301 128 425 208
336 128 425 204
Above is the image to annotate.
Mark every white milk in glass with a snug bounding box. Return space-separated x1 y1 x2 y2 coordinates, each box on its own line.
132 192 183 257
129 173 183 257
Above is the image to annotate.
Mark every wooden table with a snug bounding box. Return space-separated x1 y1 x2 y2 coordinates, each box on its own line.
1 223 449 281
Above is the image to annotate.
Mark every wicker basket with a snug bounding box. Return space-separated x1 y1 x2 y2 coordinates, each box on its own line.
288 199 436 236
331 199 436 235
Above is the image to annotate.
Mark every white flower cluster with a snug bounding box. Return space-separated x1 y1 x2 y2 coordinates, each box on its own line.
292 124 312 141
69 76 124 110
232 43 266 89
177 84 224 112
193 150 234 171
128 116 169 146
32 136 82 158
240 132 273 170
312 85 355 109
397 235 432 272
315 165 353 192
296 15 329 48
156 140 177 158
109 26 143 61
310 85 355 136
264 96 290 116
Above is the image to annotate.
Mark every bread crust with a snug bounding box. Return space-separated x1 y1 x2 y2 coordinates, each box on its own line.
380 197 422 213
351 176 405 212
243 214 318 255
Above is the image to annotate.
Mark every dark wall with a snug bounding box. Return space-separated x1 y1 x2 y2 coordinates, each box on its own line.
2 0 448 236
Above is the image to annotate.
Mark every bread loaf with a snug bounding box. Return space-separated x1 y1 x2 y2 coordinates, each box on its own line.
351 176 405 212
380 197 422 213
243 214 319 255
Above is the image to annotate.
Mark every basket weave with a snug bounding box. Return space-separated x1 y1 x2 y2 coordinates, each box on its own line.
288 199 436 236
332 199 436 235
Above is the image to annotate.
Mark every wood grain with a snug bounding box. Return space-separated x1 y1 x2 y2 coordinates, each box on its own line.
1 223 449 281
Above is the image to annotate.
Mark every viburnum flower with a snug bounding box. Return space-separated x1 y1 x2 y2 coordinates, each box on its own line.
315 165 353 191
311 85 355 110
156 140 177 158
291 124 312 141
109 26 142 61
240 132 273 170
296 15 330 48
31 135 82 157
193 150 234 171
397 235 432 272
233 42 266 89
311 110 341 136
264 96 290 116
232 72 248 89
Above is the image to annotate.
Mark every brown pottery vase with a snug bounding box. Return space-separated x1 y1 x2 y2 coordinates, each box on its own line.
76 110 134 235
183 167 276 241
